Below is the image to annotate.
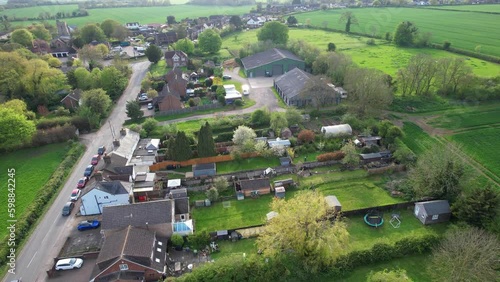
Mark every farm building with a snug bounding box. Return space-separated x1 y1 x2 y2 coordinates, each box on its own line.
321 124 352 137
236 178 271 197
414 200 451 225
241 48 305 78
192 163 216 178
275 186 286 199
273 68 312 107
359 151 392 164
325 195 342 212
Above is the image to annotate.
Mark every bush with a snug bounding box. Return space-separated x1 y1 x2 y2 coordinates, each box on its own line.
234 99 243 107
214 132 233 142
316 151 345 162
171 233 184 247
367 38 376 45
298 129 315 144
31 124 78 146
443 41 451 50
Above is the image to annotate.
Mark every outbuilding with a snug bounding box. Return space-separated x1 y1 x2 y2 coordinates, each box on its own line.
325 195 342 212
192 163 216 178
236 178 271 197
414 200 451 225
321 124 352 137
242 48 305 78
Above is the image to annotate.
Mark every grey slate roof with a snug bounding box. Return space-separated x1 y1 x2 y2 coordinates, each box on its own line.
170 188 188 199
418 200 451 215
274 68 312 99
95 181 130 195
240 178 271 190
101 199 173 231
241 48 304 70
193 162 216 171
174 197 190 215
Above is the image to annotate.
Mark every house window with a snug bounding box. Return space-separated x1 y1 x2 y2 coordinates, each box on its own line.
104 196 109 199
432 214 439 220
173 56 179 61
119 264 129 271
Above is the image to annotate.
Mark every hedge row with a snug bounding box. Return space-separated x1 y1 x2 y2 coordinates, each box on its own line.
0 142 85 268
316 151 345 162
32 124 78 147
36 116 91 132
430 43 500 64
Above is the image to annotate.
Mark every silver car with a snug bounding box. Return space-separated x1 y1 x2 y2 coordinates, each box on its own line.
55 258 83 270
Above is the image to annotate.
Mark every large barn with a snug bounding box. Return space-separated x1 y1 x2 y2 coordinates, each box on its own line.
274 68 312 107
241 48 305 78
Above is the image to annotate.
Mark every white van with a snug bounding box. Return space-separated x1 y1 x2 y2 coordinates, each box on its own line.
242 85 250 95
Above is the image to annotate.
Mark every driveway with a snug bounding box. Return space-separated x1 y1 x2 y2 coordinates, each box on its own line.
48 258 96 282
247 77 275 89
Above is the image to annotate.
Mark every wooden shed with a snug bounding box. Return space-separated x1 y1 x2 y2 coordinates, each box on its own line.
275 186 286 199
325 195 342 212
414 200 451 225
236 178 271 197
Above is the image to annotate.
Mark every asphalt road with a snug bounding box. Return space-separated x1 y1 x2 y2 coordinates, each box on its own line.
2 60 151 282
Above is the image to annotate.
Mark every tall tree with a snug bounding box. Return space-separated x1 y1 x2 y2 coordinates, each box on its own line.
0 51 27 98
408 144 469 201
270 112 288 137
10 29 34 47
22 59 68 108
393 21 418 47
339 11 358 33
312 52 353 86
300 75 336 110
100 66 128 100
174 24 188 39
229 15 243 29
79 24 106 44
142 117 157 137
78 44 106 67
145 44 163 64
73 67 93 90
198 29 222 54
344 67 393 118
452 185 499 229
81 88 111 119
429 227 499 282
257 21 289 45
126 100 143 120
0 106 36 151
29 24 52 41
340 141 360 168
173 38 194 55
257 190 349 273
197 121 216 158
435 57 472 96
172 131 192 161
397 54 437 96
285 107 302 126
287 16 298 25
167 15 176 25
232 125 257 146
100 19 121 38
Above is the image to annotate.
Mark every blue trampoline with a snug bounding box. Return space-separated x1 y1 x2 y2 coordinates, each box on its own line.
364 211 384 227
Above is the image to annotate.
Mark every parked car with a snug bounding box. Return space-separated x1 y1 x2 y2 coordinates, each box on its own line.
242 85 250 95
77 220 100 231
55 258 83 270
138 93 148 101
84 165 94 177
97 146 106 155
147 103 153 110
70 189 81 202
91 154 100 165
62 202 74 216
222 75 232 80
77 177 88 189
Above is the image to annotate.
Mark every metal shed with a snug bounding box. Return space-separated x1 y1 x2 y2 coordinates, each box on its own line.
414 200 451 225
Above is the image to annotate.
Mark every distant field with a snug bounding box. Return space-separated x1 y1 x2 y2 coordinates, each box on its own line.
0 143 67 240
450 127 500 179
223 28 500 77
0 4 78 19
401 122 438 155
427 4 500 12
293 7 500 58
428 104 500 130
4 5 253 27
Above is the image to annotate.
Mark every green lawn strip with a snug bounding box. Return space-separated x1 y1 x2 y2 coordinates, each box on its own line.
210 238 258 260
427 105 500 130
149 60 171 77
216 157 281 174
401 122 438 155
346 209 448 252
449 127 500 181
335 253 434 282
0 143 68 239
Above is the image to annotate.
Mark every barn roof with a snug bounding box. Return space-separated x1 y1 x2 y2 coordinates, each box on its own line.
242 48 303 70
274 68 312 100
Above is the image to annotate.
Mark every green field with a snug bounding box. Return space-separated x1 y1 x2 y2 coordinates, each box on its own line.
222 29 500 77
427 4 500 12
0 143 68 239
401 122 438 155
428 103 500 130
4 5 253 27
293 7 500 57
450 127 500 179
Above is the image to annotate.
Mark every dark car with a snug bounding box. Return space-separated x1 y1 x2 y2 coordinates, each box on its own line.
77 220 100 231
97 146 106 155
77 177 88 189
222 75 232 80
83 165 94 177
91 154 101 165
62 202 74 216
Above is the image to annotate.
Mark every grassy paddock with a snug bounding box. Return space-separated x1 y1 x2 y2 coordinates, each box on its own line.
0 143 68 239
428 103 500 130
427 4 500 12
293 7 500 58
401 122 438 155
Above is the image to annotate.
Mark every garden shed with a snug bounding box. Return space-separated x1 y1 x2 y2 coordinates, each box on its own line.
275 186 286 199
279 157 292 166
236 178 271 197
167 179 181 189
273 178 294 189
325 195 342 212
321 124 352 137
192 163 216 178
414 200 451 225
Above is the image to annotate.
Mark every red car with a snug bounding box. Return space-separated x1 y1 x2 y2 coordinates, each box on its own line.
77 177 88 189
91 154 101 165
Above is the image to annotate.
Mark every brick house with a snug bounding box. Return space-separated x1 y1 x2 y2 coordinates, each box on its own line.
165 50 188 68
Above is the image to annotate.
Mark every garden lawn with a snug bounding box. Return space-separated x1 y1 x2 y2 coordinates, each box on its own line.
293 7 500 58
427 103 500 130
346 209 448 251
217 157 281 174
3 5 253 27
401 122 438 155
449 127 500 180
210 238 257 260
191 193 273 231
0 143 67 239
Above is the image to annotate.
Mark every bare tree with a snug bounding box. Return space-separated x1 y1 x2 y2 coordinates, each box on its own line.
429 227 499 282
435 57 472 96
312 52 354 86
397 54 437 96
299 75 336 110
344 68 393 118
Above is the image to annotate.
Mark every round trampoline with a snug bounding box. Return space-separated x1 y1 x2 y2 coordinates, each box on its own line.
364 211 384 227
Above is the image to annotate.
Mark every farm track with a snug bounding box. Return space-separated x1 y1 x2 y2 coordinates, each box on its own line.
451 122 500 134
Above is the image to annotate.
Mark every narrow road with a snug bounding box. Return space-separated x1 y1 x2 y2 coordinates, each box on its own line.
3 60 151 282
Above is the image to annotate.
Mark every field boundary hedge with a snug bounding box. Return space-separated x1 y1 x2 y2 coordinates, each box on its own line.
0 142 85 273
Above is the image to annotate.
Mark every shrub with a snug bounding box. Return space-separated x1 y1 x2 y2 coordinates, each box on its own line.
298 129 315 143
234 99 243 107
31 124 78 146
316 151 345 162
443 41 451 50
206 187 219 202
171 233 184 247
214 132 233 142
366 38 376 45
